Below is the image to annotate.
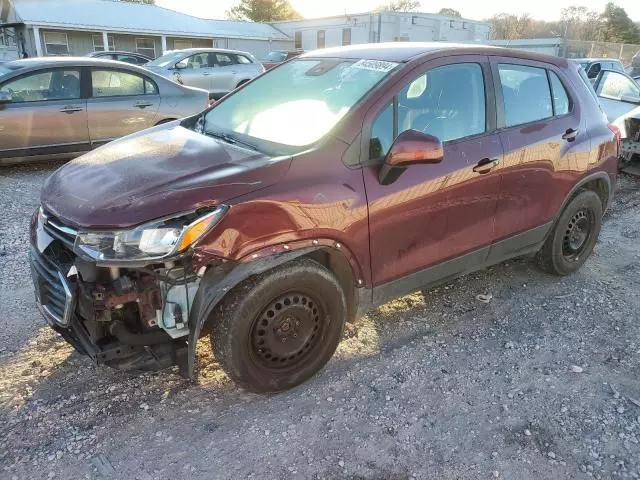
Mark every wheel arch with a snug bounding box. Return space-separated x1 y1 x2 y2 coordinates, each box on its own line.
186 244 362 378
557 171 612 218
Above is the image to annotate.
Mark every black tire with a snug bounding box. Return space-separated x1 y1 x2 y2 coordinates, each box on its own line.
536 190 603 275
209 258 346 393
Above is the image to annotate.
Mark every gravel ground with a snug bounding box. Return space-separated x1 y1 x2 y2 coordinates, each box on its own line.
1 163 639 480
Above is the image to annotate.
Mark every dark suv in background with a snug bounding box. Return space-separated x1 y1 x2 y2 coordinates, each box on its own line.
30 43 619 392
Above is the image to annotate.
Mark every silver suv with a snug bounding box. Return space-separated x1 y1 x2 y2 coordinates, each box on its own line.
145 48 264 99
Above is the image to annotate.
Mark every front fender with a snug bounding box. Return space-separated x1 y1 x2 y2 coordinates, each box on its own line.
186 247 321 377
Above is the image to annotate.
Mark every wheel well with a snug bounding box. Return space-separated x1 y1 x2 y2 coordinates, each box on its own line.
303 249 358 323
579 177 609 210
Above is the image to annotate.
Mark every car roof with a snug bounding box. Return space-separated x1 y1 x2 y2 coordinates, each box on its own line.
300 42 569 66
573 58 623 63
160 47 252 56
1 57 154 74
90 51 149 57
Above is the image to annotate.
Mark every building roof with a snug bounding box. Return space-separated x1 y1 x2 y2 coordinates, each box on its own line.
273 11 490 27
10 0 291 41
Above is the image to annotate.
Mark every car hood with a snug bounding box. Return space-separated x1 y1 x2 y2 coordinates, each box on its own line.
41 123 291 229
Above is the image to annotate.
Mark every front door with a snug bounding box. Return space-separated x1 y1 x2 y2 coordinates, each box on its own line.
0 68 88 156
489 58 584 246
210 52 238 94
174 53 214 91
361 56 503 298
86 68 161 144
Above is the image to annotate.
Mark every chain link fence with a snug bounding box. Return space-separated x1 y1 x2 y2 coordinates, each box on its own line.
562 39 640 67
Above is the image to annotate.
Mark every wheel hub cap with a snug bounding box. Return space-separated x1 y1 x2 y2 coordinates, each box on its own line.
251 293 322 368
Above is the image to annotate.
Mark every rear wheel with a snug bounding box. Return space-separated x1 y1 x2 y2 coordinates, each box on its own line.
536 190 603 275
209 258 346 392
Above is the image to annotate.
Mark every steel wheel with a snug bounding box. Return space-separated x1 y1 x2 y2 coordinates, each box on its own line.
250 292 325 369
561 209 593 261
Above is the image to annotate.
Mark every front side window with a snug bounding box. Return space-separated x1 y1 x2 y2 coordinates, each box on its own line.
179 53 212 69
43 32 69 55
368 63 486 159
135 38 156 59
91 70 155 97
548 71 571 116
0 69 80 102
203 58 398 152
499 64 552 127
597 71 640 100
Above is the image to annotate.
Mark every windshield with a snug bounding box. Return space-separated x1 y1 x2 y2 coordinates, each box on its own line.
146 51 188 68
265 51 286 62
202 58 398 152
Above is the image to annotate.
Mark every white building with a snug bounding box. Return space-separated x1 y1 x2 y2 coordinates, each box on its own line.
274 12 491 51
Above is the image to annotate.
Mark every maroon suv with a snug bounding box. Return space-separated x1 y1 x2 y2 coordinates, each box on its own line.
30 43 619 392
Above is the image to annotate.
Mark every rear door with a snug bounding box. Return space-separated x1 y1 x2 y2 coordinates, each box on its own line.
362 55 503 291
210 52 239 94
86 68 160 144
490 57 583 245
0 67 88 156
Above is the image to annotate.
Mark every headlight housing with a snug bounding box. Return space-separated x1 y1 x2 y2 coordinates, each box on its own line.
74 206 228 263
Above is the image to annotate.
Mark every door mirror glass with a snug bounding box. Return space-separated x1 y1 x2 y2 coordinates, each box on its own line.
378 129 443 185
0 91 12 104
175 60 188 70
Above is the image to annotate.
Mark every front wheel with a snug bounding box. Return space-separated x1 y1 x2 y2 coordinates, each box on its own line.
536 190 603 275
209 258 346 393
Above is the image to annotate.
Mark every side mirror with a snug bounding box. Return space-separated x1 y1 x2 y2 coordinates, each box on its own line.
378 129 444 185
0 91 12 105
174 61 187 70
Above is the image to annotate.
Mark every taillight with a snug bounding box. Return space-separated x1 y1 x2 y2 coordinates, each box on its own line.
608 123 621 154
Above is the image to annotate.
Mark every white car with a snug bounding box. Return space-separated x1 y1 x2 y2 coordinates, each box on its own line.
144 48 265 99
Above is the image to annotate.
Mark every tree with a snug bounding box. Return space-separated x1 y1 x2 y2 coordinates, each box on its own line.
375 0 421 12
226 0 302 22
600 2 640 43
560 5 603 41
438 8 461 18
488 13 532 40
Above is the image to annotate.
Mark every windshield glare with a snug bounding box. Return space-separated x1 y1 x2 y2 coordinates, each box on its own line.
203 58 397 150
146 51 187 68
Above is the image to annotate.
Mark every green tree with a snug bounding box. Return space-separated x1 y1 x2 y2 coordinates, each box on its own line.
438 8 461 18
488 13 532 40
375 0 421 12
560 5 603 41
226 0 302 22
600 2 640 43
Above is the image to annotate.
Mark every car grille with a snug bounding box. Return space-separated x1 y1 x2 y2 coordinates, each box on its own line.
41 213 78 249
30 247 75 326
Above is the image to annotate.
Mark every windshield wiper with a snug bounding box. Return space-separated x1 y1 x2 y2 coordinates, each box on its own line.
205 130 261 152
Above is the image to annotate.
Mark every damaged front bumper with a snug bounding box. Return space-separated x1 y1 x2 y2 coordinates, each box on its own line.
29 210 207 374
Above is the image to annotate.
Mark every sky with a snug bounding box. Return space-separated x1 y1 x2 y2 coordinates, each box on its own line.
156 0 640 22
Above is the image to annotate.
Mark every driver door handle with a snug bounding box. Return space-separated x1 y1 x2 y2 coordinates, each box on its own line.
473 157 500 174
59 105 83 114
134 101 154 109
562 128 579 142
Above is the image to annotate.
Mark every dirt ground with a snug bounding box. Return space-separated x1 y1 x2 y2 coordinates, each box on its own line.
1 163 639 480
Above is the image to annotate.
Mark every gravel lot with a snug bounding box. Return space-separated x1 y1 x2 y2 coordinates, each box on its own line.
1 163 639 480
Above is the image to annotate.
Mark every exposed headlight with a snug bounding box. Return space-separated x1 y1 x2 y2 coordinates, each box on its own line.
74 206 228 262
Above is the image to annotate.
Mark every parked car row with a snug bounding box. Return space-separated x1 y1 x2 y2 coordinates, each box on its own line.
0 57 209 164
28 43 619 392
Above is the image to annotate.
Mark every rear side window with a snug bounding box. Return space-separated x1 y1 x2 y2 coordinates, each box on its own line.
91 70 155 97
548 71 571 116
499 64 552 127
